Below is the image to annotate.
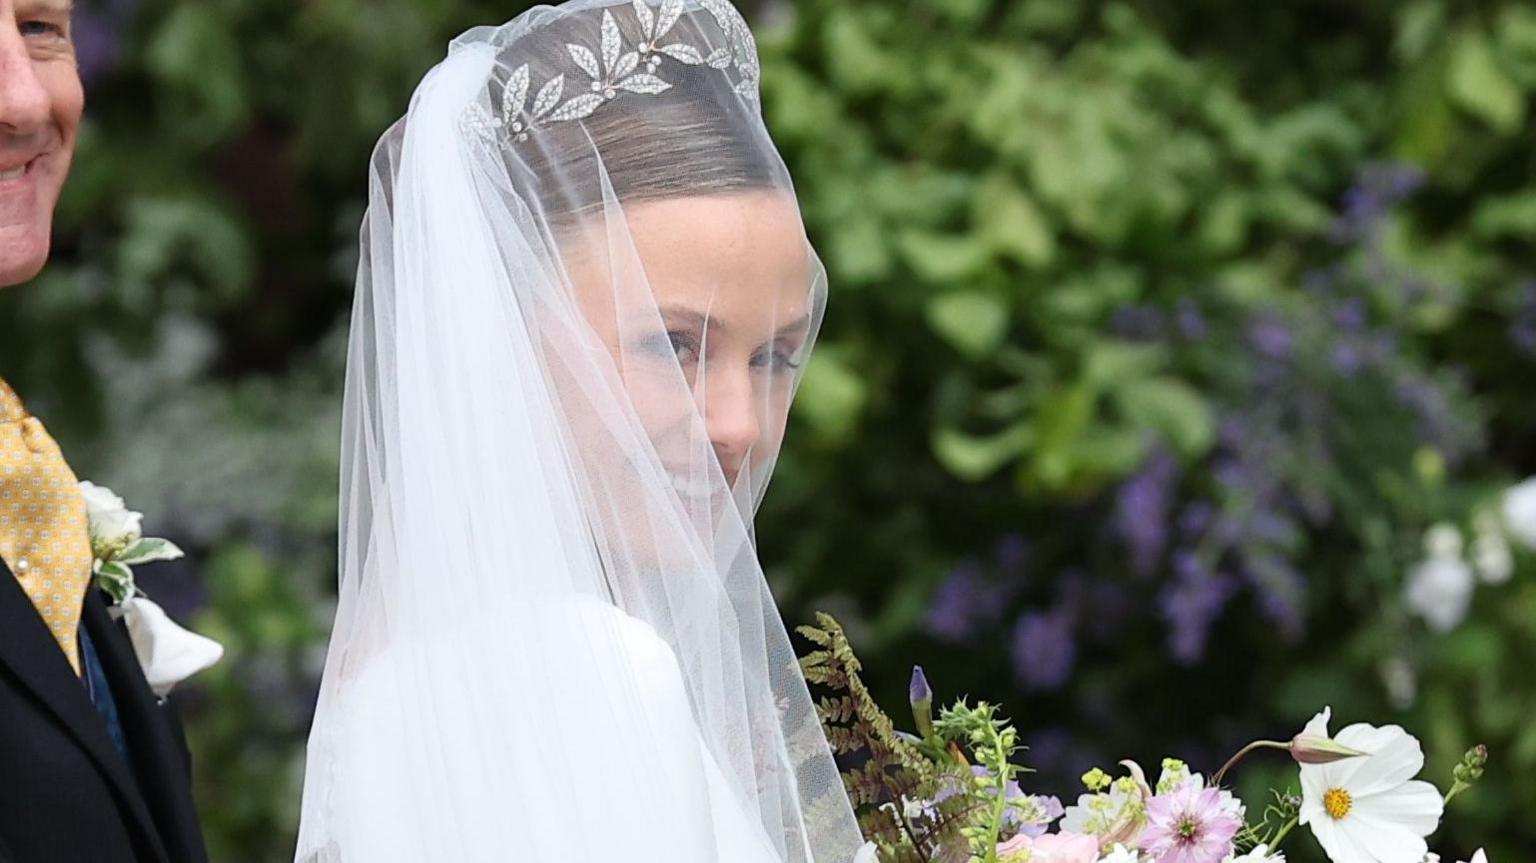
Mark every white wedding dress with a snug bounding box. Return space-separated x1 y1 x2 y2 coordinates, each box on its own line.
318 600 780 862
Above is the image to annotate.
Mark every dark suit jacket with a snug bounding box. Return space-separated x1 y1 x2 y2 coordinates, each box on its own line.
0 560 209 863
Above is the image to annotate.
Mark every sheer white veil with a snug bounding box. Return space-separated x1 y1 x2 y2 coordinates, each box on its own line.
294 2 862 861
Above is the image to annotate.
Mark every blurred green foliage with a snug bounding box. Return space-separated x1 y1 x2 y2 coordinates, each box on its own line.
1 0 1532 860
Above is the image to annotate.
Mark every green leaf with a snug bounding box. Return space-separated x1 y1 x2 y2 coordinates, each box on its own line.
827 214 892 284
145 5 250 143
1447 30 1526 134
793 348 868 445
926 292 1010 359
1066 426 1150 478
94 560 136 605
1115 377 1216 458
1029 386 1097 488
1197 192 1250 255
118 537 187 567
933 424 1032 482
1471 191 1536 239
1082 341 1167 392
898 229 993 283
974 176 1056 269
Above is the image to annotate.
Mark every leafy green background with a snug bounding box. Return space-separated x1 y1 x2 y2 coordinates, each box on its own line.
2 0 1532 859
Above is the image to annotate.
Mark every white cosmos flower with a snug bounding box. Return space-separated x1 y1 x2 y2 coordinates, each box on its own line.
1298 707 1443 863
1456 852 1487 863
1228 844 1284 862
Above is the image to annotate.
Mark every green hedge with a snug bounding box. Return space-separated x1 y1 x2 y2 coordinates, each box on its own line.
1 1 1531 859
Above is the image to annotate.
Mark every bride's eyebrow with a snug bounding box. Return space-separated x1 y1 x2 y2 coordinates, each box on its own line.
774 315 811 339
646 305 810 338
655 305 715 333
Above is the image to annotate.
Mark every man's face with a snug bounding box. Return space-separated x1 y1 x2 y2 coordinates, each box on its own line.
0 0 81 287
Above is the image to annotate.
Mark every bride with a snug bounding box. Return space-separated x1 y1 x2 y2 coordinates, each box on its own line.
294 1 865 860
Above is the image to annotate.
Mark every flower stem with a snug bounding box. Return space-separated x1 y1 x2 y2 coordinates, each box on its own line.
1443 779 1470 806
1267 815 1299 848
1211 740 1290 787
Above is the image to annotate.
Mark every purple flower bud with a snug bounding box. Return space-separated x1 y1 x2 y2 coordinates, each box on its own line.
909 666 934 738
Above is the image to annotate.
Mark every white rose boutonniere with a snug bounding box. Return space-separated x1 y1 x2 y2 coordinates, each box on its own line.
80 481 223 696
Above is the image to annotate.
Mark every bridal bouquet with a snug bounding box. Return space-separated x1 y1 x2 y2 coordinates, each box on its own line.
799 615 1489 863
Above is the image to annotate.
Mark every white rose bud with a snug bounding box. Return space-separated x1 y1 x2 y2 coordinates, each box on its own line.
79 481 145 561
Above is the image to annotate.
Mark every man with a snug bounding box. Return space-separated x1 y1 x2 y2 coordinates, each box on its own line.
0 1 209 860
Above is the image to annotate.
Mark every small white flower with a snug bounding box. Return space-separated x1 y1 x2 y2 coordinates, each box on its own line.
1471 510 1513 585
80 480 144 558
1379 657 1418 710
1457 851 1488 863
1423 523 1463 559
1404 556 1474 633
121 595 224 697
1098 844 1142 863
1227 843 1285 862
1061 782 1141 837
1298 707 1443 863
1501 477 1536 549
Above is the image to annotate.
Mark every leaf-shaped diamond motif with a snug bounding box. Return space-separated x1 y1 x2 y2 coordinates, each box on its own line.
464 103 501 142
546 93 605 122
502 63 531 118
618 74 672 95
470 0 764 145
612 50 640 80
600 10 622 75
533 74 565 117
632 0 655 39
655 0 685 41
568 43 601 80
658 43 703 65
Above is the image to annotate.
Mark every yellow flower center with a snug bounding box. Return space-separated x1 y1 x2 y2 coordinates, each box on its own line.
1323 787 1353 820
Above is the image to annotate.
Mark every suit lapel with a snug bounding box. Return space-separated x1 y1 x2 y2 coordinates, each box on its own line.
0 561 170 863
82 591 208 863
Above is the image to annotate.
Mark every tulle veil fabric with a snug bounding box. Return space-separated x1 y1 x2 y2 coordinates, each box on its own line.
294 2 862 860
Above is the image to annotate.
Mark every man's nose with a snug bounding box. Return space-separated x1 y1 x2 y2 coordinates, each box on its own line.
0 25 51 136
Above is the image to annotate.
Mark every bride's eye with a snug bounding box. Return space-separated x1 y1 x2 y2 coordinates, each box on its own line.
638 330 700 364
751 343 803 372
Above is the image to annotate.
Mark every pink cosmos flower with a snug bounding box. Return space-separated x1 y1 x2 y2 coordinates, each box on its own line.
1138 784 1240 863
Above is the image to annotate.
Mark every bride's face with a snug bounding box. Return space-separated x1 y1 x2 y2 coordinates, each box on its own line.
562 190 814 498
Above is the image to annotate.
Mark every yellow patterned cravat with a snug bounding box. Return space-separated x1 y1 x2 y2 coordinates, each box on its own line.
0 378 93 675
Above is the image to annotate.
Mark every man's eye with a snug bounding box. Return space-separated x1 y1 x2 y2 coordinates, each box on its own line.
19 20 67 39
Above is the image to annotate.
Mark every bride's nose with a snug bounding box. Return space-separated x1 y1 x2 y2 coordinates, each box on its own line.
698 364 760 484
